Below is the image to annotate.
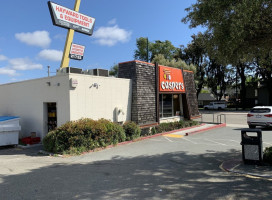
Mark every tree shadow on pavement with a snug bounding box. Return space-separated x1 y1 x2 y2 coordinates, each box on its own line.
0 149 271 200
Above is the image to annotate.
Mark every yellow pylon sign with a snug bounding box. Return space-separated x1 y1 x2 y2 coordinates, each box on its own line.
60 0 81 69
48 0 96 69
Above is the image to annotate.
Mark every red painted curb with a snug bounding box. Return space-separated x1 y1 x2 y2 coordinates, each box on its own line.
84 123 226 153
185 123 226 136
111 123 208 147
100 124 207 149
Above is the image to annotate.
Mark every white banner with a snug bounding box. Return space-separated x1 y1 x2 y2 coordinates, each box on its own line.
48 1 95 36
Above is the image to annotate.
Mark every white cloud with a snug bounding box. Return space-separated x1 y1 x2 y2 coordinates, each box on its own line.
9 58 43 70
0 55 8 61
54 34 66 41
0 67 17 76
108 18 117 25
93 25 132 46
38 49 63 62
15 31 51 48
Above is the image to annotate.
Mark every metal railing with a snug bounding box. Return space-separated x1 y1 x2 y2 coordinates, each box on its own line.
217 114 226 124
199 112 226 124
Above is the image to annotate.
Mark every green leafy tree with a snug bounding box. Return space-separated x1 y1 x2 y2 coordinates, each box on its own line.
182 0 272 61
134 37 179 62
134 37 151 62
149 40 178 61
180 33 209 98
109 64 118 77
152 54 196 72
182 0 272 106
206 60 231 101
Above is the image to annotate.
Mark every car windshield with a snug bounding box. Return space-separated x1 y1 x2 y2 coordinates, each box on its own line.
250 108 271 113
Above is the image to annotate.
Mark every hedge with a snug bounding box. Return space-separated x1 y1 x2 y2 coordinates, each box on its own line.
43 118 126 154
43 119 199 155
151 120 199 135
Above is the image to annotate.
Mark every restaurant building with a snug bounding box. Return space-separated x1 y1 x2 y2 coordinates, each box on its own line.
118 60 199 127
0 60 199 139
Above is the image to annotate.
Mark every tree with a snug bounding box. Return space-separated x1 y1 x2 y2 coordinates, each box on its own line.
109 64 118 77
180 33 209 98
182 0 272 61
134 37 179 62
149 40 178 61
182 0 272 106
152 54 196 72
206 60 231 101
134 37 151 62
254 51 272 105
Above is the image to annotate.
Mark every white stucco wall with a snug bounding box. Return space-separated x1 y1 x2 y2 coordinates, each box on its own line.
69 74 132 122
0 75 70 138
0 73 132 139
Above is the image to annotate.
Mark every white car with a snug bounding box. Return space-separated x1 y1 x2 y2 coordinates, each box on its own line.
203 102 227 110
247 106 272 128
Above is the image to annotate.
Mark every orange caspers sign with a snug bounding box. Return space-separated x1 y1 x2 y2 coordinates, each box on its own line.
159 65 186 93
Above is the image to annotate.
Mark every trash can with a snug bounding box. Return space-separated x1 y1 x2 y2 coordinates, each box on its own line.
0 116 21 146
240 128 263 165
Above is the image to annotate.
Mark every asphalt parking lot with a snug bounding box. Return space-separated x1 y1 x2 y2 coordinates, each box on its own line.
163 126 272 150
1 113 272 199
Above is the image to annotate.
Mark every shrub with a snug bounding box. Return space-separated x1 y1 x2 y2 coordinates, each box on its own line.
43 130 57 153
43 118 126 154
263 147 272 165
123 121 141 141
151 120 199 134
42 118 199 155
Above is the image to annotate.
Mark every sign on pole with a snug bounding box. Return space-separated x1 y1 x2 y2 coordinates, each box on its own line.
48 1 95 36
69 43 85 60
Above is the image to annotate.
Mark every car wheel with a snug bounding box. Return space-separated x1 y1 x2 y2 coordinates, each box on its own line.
249 125 256 129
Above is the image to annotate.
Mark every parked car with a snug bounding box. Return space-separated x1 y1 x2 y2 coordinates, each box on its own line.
203 102 227 110
247 106 272 128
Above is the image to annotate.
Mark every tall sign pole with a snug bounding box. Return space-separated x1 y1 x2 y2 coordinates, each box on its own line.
60 0 81 69
48 0 95 68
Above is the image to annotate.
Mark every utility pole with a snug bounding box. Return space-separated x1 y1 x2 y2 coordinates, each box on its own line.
47 66 50 77
60 0 81 69
146 37 149 63
236 69 238 111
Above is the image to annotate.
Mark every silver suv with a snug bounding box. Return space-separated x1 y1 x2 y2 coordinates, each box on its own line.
247 106 272 128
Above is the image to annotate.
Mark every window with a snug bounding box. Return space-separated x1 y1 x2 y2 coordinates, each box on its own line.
250 108 271 113
159 94 182 118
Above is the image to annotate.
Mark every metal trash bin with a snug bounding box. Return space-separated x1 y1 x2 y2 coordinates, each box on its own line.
240 128 263 165
0 116 21 146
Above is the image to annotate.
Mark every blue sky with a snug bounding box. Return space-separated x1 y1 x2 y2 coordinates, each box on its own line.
0 0 203 84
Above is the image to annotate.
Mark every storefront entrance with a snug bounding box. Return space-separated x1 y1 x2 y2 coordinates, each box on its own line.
159 94 184 118
43 102 57 134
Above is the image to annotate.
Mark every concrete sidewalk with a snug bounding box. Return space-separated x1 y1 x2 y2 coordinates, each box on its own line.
160 123 226 138
221 159 272 180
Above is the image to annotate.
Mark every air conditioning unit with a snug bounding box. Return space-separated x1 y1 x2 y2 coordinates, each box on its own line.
93 69 109 77
82 69 92 75
57 67 82 75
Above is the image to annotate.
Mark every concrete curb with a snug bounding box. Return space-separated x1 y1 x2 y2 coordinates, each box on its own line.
17 143 43 149
47 123 227 156
114 124 206 146
185 123 226 136
106 123 226 149
221 159 272 180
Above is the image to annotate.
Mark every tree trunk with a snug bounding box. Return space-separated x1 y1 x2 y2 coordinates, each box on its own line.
237 64 247 110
